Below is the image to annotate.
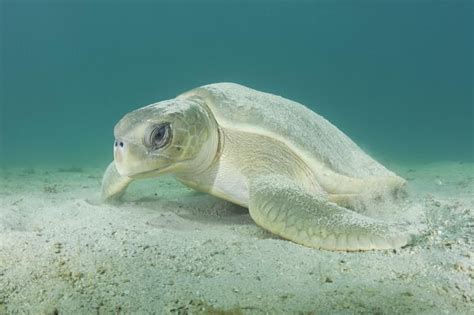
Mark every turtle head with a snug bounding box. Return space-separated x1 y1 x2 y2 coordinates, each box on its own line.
112 97 219 179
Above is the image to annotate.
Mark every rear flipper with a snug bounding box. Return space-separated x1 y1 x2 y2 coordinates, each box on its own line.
101 161 133 202
249 175 413 251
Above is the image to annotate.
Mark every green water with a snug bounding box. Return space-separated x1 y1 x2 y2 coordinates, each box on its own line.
1 1 473 167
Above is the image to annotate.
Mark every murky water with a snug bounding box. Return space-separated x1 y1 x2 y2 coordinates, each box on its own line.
2 1 472 167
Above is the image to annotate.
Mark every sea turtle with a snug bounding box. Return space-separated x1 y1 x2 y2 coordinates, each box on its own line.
102 83 412 251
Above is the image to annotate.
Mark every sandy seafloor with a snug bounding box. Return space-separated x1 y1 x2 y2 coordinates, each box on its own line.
0 161 472 314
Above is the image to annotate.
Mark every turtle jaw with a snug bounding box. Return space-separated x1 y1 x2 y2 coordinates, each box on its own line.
124 167 163 179
118 159 197 180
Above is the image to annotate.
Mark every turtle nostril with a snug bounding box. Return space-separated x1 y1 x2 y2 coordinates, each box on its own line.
114 140 124 148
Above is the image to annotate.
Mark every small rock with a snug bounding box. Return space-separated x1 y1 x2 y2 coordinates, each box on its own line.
72 272 83 281
97 266 106 274
454 262 466 272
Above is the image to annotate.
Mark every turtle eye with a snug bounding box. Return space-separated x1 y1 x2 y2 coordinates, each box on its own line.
147 124 171 149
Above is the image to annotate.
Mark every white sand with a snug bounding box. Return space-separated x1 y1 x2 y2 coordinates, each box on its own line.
0 162 473 314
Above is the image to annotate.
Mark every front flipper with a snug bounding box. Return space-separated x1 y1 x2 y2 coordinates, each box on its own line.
249 175 412 251
101 161 133 202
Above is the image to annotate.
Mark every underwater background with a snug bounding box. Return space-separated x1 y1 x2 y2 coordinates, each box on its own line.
1 0 473 167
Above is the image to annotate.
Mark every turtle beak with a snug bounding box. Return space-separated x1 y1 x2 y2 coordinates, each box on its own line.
113 139 125 164
112 138 158 178
113 138 135 176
